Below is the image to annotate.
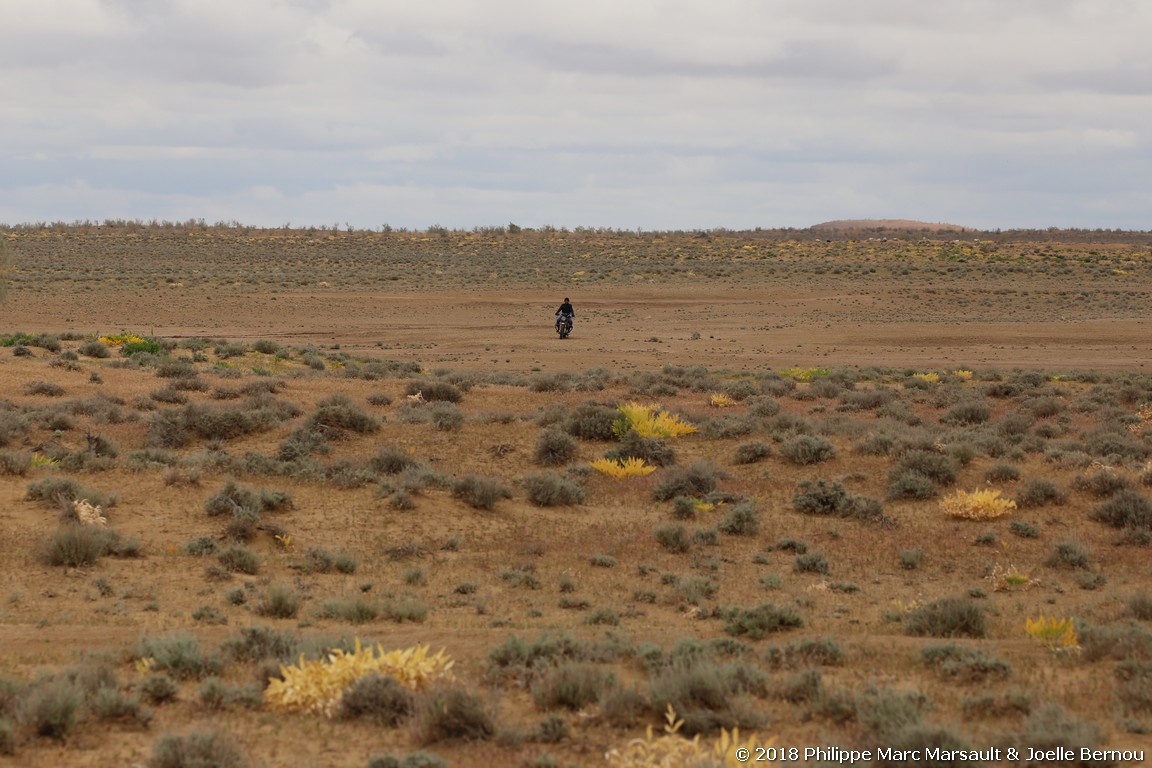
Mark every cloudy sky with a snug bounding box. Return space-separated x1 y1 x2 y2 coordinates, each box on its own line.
3 0 1149 230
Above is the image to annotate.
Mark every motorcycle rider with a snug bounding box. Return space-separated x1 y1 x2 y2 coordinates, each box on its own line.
555 297 575 333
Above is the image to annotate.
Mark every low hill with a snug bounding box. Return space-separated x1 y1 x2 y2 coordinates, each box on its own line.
811 218 972 232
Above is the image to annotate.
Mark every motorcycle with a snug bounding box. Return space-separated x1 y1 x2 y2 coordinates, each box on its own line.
555 313 573 339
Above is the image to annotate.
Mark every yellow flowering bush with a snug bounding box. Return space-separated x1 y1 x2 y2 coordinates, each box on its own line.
953 370 974 380
913 372 940 383
709 393 737 408
591 457 657 479
1026 616 1079 652
941 488 1016 520
779 367 830 382
605 706 775 767
613 403 697 439
98 332 148 346
264 641 453 717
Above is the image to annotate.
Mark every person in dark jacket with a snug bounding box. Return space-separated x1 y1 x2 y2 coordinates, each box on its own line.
555 297 574 332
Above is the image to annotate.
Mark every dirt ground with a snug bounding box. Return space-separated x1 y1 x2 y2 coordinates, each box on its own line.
2 227 1152 767
5 284 1151 375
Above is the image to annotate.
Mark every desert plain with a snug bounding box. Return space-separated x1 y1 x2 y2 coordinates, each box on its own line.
0 223 1151 767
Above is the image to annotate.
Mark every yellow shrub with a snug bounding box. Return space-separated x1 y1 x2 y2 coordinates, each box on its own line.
913 372 940 383
941 488 1016 520
591 457 657 479
708 393 737 408
614 403 697 439
605 706 775 767
1026 616 1079 652
97 332 147 346
779 367 830 382
264 641 453 716
953 370 974 381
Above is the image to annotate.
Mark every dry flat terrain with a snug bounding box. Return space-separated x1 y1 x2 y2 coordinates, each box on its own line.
0 225 1151 768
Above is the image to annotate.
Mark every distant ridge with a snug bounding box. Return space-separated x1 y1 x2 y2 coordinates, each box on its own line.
811 218 972 232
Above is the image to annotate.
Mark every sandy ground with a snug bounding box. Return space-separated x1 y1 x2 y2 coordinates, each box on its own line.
4 285 1149 373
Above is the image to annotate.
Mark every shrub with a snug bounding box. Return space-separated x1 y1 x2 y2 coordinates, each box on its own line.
984 463 1021 483
41 524 119 567
27 475 117 509
898 451 957 485
604 430 677 467
255 584 301 619
648 661 766 735
655 525 691 554
336 673 414 725
204 479 292 517
899 548 924 570
563 401 619 441
140 674 179 705
887 469 938 501
793 479 884 521
652 461 724 501
452 476 511 510
1090 490 1152 530
367 753 448 768
23 677 82 739
137 634 222 680
1046 542 1091 570
411 686 495 744
1129 594 1152 622
779 435 835 465
428 402 464 432
794 553 829 575
733 440 772 464
940 401 991 425
371 446 421 475
1019 704 1105 761
522 472 585 507
764 637 843 669
921 644 1010 683
406 380 462 403
217 544 260 575
941 488 1017 520
905 598 986 638
148 730 250 768
307 394 379 435
1072 470 1131 498
722 603 803 639
531 663 616 711
0 449 32 476
535 429 578 466
717 501 759 536
1017 479 1065 508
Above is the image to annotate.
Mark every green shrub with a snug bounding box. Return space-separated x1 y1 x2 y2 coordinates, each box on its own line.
793 479 884 521
27 475 117 508
371 446 421 475
1072 470 1131 498
337 673 414 725
1018 478 1065 508
897 450 957 484
604 431 676 467
733 440 772 464
563 401 619 441
779 435 835 465
794 553 829 575
984 463 1021 483
452 476 511 510
718 501 759 536
428 402 464 432
887 469 939 500
254 584 301 619
1090 490 1152 529
411 686 496 744
0 449 32 476
319 597 379 624
406 380 463 403
899 548 924 570
940 401 990 425
23 677 82 740
217 544 260 575
921 644 1010 683
140 674 179 705
653 461 724 501
531 663 616 711
648 661 766 735
367 753 448 768
722 603 804 639
137 634 222 680
905 598 986 639
306 393 379 434
1046 541 1091 570
148 729 250 768
535 429 578 466
41 524 120 567
655 525 691 553
764 637 843 669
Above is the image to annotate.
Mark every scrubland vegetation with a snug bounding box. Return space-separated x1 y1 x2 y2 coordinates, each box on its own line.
2 224 1152 766
1 330 1151 766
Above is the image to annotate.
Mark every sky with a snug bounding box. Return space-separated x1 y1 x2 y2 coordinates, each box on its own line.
2 0 1150 231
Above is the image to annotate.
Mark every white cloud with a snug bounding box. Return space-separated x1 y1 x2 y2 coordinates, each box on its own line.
1 0 1149 229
